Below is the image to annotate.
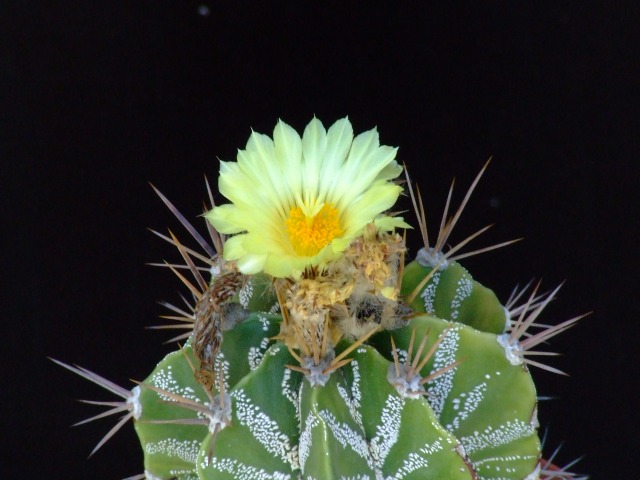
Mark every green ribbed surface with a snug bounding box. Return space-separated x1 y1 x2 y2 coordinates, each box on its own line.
371 315 540 480
401 259 508 334
131 258 542 479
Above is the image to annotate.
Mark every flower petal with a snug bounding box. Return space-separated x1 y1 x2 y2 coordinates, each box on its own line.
274 120 303 208
237 253 267 274
341 183 404 235
301 117 327 213
221 234 248 260
374 215 411 231
207 117 406 278
206 204 245 234
318 117 353 204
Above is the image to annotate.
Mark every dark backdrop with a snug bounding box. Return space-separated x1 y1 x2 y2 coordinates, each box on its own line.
3 3 638 478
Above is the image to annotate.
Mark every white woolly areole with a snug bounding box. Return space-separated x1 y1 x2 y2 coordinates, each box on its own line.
455 443 468 459
206 392 232 434
128 385 142 419
497 333 524 366
210 264 222 277
386 363 425 399
302 350 335 387
523 462 541 480
416 247 449 269
144 470 163 480
209 256 226 279
502 305 512 333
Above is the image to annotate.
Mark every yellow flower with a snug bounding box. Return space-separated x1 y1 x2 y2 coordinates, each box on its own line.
206 117 409 278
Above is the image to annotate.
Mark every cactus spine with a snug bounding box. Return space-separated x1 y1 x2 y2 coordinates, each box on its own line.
55 118 587 479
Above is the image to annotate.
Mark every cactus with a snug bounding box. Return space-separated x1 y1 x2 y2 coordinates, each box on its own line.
54 117 588 479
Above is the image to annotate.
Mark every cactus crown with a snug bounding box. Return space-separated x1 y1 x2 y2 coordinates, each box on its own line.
55 117 587 480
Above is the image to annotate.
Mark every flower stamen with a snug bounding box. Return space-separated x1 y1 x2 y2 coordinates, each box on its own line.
286 204 342 256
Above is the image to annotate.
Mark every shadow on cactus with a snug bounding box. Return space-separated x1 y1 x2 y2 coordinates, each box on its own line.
53 117 589 479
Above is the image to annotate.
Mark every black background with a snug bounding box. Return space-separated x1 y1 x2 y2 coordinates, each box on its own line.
3 2 638 479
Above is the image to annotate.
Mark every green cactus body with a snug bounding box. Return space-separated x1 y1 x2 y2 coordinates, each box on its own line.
134 313 281 478
236 272 278 313
135 345 207 478
57 118 585 479
134 292 540 479
198 343 301 480
341 344 475 480
401 256 508 335
136 315 484 479
370 314 540 480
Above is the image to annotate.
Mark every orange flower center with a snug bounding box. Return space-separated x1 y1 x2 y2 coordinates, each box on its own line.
286 204 343 256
